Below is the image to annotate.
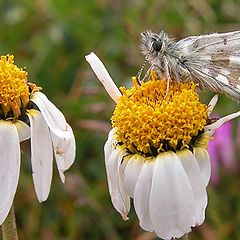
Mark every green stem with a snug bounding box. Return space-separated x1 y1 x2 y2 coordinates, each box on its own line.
2 204 18 240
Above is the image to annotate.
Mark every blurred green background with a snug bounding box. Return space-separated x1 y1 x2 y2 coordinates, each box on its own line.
0 0 239 239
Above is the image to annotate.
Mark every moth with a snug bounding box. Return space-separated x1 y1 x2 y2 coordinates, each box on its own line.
139 30 240 100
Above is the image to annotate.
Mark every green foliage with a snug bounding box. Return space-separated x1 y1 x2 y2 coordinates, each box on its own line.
0 0 239 239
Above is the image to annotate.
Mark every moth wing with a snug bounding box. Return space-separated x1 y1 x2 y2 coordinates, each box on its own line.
177 31 240 55
187 61 240 100
176 31 240 99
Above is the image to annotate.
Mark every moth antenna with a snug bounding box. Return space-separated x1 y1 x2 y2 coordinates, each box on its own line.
136 52 150 83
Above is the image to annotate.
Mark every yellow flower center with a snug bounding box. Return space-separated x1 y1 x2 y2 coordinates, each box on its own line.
111 72 208 156
0 55 30 118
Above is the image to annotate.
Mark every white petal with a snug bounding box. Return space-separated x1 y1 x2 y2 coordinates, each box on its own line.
193 147 211 187
85 52 122 103
122 154 144 197
104 128 117 162
15 120 30 142
204 111 240 134
31 92 71 139
149 151 194 239
108 127 116 139
51 123 76 183
177 149 207 225
133 159 155 232
207 95 218 116
105 147 130 220
0 121 20 225
27 110 53 202
31 92 76 182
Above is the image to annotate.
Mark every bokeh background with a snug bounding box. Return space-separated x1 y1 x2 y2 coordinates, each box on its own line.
0 0 239 239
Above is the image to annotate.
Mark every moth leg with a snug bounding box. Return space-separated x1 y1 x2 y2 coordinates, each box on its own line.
163 75 171 98
136 53 151 83
142 64 155 82
162 58 171 98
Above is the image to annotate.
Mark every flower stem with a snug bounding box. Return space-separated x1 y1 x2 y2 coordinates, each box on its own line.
2 204 18 240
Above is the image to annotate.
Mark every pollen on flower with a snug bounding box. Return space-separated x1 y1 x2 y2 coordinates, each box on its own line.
111 72 208 155
0 55 30 118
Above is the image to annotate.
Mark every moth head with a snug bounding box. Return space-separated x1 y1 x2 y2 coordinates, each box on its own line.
140 30 167 59
152 38 163 52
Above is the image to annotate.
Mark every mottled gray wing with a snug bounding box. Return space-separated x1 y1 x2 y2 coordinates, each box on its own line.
176 31 240 100
177 31 240 55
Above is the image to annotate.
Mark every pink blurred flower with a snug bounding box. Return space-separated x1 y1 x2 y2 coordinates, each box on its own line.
208 121 237 185
237 124 240 148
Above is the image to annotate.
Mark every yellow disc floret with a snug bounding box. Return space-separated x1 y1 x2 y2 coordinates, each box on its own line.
0 55 29 118
111 72 208 156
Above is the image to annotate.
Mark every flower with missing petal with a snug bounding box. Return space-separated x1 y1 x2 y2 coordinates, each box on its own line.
0 55 75 225
86 52 240 240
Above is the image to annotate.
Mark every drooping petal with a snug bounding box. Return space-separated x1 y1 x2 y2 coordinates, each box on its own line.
149 151 194 239
105 147 130 220
207 95 218 116
0 121 20 225
177 149 207 225
133 159 155 232
122 154 144 197
193 147 211 187
15 120 30 142
85 52 122 103
51 123 76 183
31 92 72 140
204 111 240 135
27 110 53 202
104 128 117 162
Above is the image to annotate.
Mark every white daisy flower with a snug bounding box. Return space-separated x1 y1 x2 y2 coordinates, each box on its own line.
0 55 76 225
86 52 240 239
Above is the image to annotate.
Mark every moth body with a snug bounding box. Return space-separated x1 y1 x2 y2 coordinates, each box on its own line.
140 30 240 100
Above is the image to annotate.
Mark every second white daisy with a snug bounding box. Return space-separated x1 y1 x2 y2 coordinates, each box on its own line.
0 55 76 225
